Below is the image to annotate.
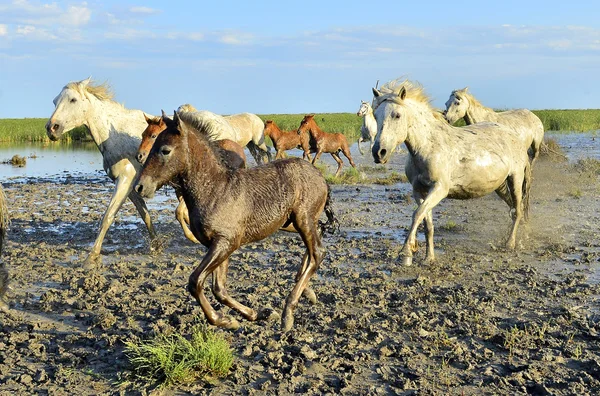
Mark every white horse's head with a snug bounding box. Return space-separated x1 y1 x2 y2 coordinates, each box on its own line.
46 78 108 140
356 100 371 117
371 86 409 164
444 87 469 125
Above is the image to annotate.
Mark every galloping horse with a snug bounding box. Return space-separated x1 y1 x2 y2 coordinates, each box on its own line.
0 186 9 312
444 87 545 163
135 112 337 331
297 115 356 177
46 78 157 266
372 79 531 266
357 101 377 155
264 120 311 160
137 112 246 244
177 104 272 164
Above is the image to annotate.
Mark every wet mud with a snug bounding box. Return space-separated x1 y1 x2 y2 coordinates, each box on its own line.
1 146 600 395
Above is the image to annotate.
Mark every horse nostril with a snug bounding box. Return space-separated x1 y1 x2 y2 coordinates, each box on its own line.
136 153 144 163
379 149 387 159
136 184 143 194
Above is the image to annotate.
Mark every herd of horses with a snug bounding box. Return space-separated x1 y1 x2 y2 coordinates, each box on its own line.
0 77 543 331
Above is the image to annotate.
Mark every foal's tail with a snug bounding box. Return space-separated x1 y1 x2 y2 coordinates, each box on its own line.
319 184 339 235
522 160 532 222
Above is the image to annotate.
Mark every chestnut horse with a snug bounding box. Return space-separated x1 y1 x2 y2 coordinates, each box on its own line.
297 115 356 177
136 112 337 332
136 112 246 244
264 120 311 160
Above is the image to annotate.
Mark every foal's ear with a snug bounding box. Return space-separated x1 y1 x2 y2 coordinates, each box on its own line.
162 109 176 127
143 113 152 124
398 87 407 100
372 88 382 97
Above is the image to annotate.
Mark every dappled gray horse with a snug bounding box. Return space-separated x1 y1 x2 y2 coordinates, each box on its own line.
372 79 532 266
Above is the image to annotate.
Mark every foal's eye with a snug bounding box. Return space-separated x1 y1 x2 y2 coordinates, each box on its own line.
151 135 157 139
161 148 172 156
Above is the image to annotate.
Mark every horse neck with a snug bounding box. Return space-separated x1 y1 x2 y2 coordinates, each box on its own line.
84 98 145 154
309 122 325 138
268 125 282 139
465 98 497 124
404 102 449 157
179 133 229 207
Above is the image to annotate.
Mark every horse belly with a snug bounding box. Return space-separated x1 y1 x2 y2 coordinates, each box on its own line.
448 157 509 199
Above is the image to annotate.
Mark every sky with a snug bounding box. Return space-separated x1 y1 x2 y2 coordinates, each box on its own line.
1 0 599 118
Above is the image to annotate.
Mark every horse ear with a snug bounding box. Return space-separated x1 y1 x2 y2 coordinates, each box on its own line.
161 109 167 118
143 113 152 124
398 87 407 100
372 88 381 97
81 76 92 86
463 87 469 92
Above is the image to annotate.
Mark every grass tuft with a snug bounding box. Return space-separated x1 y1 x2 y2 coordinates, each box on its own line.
124 323 233 387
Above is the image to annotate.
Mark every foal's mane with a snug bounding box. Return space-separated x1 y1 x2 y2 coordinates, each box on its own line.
66 80 114 101
176 117 234 173
177 111 229 141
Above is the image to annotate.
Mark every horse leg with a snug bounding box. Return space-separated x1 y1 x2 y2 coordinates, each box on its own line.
174 192 200 243
357 137 364 155
331 152 343 177
86 174 134 267
414 192 435 263
283 215 324 332
401 184 448 266
506 172 525 250
128 190 157 244
189 240 240 329
246 142 262 164
211 258 258 321
311 149 323 165
341 143 356 168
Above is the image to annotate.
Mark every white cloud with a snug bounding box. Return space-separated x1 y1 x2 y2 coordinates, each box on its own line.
1 1 91 27
219 33 254 45
129 6 161 15
0 25 7 36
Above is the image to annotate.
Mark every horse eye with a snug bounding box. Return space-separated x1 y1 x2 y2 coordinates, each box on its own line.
151 135 157 139
394 113 401 119
70 98 77 103
161 148 172 156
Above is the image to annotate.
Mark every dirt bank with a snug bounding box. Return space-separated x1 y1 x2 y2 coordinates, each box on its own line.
0 151 599 395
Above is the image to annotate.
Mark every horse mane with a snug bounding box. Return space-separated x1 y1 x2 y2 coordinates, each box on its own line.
178 103 198 113
66 80 114 101
373 78 433 111
177 110 231 141
452 88 487 110
177 117 235 173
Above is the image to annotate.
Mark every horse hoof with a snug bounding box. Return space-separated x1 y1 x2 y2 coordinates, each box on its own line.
220 317 240 330
82 255 101 269
401 256 413 266
257 308 280 322
302 288 318 305
281 314 294 333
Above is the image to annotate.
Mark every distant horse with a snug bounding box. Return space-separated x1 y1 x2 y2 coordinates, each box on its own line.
46 78 157 266
357 101 377 155
177 104 272 164
0 185 9 312
135 112 337 331
297 115 356 177
137 112 246 244
372 78 531 266
264 120 311 160
444 87 545 163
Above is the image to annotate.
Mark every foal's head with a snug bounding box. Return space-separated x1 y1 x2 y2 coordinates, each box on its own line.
137 112 167 164
297 114 317 136
136 112 191 198
263 120 276 137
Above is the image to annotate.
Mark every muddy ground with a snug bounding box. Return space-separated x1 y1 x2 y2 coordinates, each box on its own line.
1 145 600 395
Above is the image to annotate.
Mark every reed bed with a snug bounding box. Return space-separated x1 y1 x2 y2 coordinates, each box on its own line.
1 110 598 143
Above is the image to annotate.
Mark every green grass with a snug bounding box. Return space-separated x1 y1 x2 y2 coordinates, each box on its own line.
124 323 233 387
1 109 599 143
320 165 407 185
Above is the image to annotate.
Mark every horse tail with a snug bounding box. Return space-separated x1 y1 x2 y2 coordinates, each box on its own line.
0 185 9 308
319 184 339 236
522 160 532 222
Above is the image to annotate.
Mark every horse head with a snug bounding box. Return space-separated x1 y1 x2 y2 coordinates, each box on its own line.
136 113 166 164
444 87 469 125
357 100 370 117
371 86 408 164
297 114 315 136
46 77 95 141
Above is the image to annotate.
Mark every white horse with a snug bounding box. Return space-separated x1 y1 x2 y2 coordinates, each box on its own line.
46 78 157 266
177 104 272 163
372 79 531 266
444 87 545 163
356 100 377 155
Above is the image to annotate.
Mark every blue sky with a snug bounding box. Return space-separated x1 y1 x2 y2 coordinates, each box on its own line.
1 0 599 118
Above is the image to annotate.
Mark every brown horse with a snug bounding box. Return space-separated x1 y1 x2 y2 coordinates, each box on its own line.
297 115 356 177
135 112 337 332
137 113 246 244
264 120 311 160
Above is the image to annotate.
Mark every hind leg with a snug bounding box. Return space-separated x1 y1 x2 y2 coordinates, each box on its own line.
506 173 524 250
341 145 356 168
211 259 258 320
331 153 344 177
282 214 324 332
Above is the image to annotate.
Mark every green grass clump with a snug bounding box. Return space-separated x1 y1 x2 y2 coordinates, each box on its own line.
325 166 363 184
533 109 600 132
124 324 233 387
0 118 88 142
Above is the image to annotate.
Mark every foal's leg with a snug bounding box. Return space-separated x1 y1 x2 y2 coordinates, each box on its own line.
128 190 157 245
282 215 324 332
341 143 356 169
174 193 200 244
331 153 344 177
401 183 448 266
189 240 240 329
211 258 258 321
506 172 524 250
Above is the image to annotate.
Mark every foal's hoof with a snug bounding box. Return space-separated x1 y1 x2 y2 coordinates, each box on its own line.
302 288 318 305
401 255 413 267
257 308 280 322
218 316 240 330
